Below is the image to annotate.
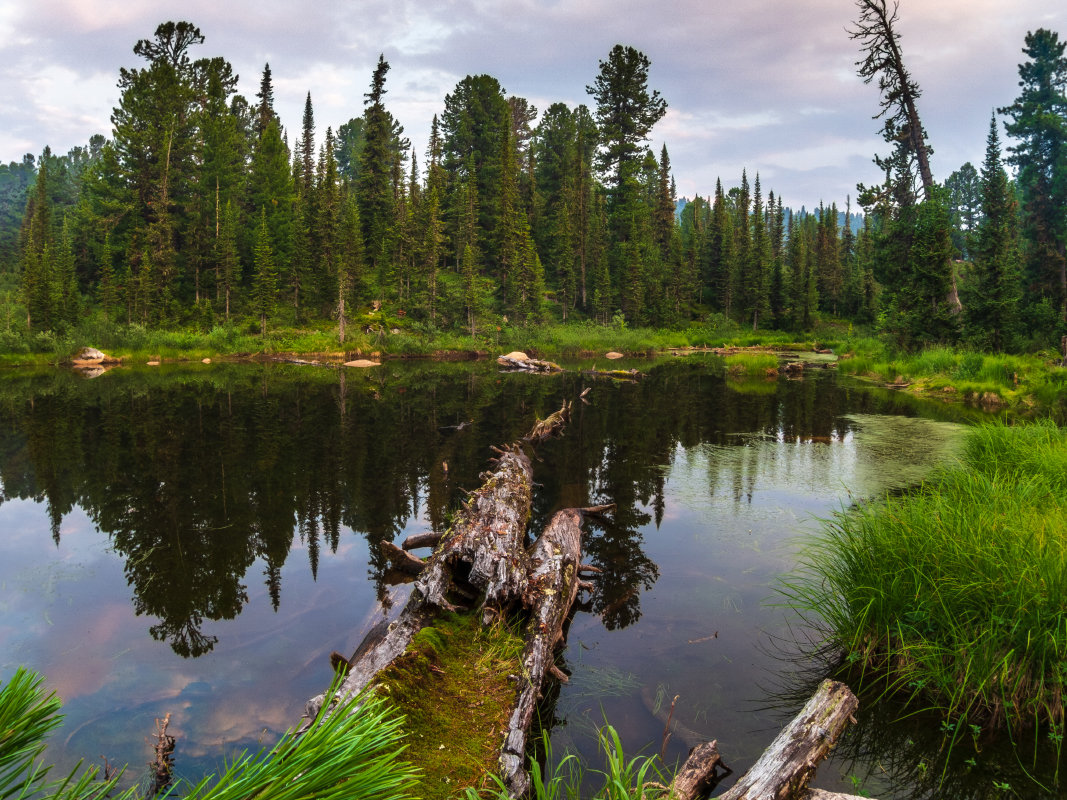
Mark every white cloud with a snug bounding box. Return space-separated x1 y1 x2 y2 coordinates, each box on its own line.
0 0 1063 207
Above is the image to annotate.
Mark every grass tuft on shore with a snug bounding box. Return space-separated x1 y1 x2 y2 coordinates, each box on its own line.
785 420 1067 739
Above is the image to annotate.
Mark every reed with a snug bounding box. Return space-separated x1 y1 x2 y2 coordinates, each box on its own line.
784 420 1067 741
0 667 418 800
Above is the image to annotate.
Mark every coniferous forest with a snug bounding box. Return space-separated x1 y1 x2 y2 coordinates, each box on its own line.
1 13 1066 356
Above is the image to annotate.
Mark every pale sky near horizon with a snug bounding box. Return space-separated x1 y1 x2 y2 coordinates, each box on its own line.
1 0 1064 210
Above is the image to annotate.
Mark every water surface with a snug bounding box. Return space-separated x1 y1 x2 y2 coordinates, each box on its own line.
0 358 1045 798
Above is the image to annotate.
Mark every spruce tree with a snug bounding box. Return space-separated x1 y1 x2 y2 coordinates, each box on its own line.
252 211 277 335
999 28 1067 322
358 55 400 288
337 192 365 344
255 63 278 139
965 114 1022 350
19 155 55 331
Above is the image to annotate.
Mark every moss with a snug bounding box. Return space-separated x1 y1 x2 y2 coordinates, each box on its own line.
377 612 524 799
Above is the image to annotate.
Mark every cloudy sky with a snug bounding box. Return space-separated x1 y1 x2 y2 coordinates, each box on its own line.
1 0 1063 209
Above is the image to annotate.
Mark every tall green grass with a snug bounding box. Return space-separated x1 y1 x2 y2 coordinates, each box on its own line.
465 727 664 800
0 667 418 800
836 344 1065 410
784 421 1067 741
723 351 780 376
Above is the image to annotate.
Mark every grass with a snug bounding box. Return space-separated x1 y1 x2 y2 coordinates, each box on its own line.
464 727 665 800
784 420 1067 745
835 342 1067 412
723 351 780 376
0 667 418 800
0 301 849 366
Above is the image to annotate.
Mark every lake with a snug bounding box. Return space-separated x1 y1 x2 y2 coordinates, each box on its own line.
0 356 1055 798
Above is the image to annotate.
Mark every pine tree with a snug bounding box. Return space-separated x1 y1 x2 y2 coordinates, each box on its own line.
586 45 667 200
252 211 277 335
111 22 206 316
999 28 1067 322
965 114 1022 351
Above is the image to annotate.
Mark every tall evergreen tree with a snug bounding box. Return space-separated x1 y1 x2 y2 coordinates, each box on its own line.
965 115 1022 350
252 211 277 335
999 28 1067 323
216 199 239 321
358 55 401 288
254 63 278 139
586 45 667 200
19 155 57 331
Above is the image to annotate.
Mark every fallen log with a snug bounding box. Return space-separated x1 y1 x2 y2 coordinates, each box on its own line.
500 505 612 796
580 366 644 381
667 679 862 800
303 399 586 797
497 354 564 373
379 540 426 575
401 531 444 550
667 740 729 800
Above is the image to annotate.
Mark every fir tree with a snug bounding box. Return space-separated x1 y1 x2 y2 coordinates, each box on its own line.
999 28 1067 322
965 114 1022 351
252 211 277 335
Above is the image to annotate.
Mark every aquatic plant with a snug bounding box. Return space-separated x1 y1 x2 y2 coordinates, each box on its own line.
0 667 418 800
723 351 779 376
464 726 665 800
784 420 1067 744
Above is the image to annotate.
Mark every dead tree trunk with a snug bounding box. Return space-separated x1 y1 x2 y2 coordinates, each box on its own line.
667 680 862 800
302 402 573 734
499 505 612 796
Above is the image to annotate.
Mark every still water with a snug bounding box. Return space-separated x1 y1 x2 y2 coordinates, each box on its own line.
0 358 1049 798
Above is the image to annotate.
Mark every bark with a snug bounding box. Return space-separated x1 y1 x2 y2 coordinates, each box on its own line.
414 442 534 620
401 531 444 550
664 681 867 800
500 506 610 796
379 540 426 575
718 679 859 800
668 740 728 800
303 401 573 731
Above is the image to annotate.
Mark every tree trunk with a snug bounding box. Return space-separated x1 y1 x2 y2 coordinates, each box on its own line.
500 506 611 796
665 680 865 800
718 679 858 800
303 402 573 727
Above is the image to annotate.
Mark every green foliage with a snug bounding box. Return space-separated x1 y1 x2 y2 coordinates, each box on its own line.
784 421 1067 739
0 667 417 800
999 28 1067 324
463 725 664 800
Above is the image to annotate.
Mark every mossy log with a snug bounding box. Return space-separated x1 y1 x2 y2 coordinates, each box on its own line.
667 680 865 800
303 400 588 798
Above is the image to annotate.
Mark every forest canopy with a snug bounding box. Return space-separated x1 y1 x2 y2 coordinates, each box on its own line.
1 16 1065 354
